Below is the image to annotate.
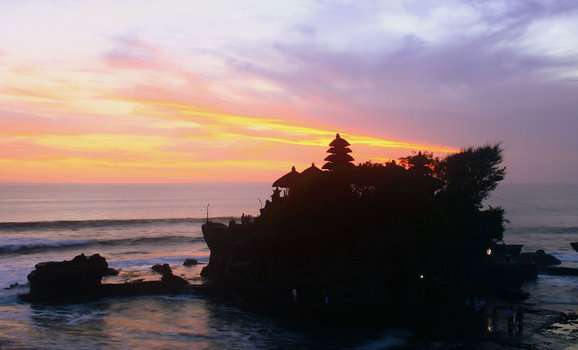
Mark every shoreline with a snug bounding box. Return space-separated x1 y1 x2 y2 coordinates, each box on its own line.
193 278 577 349
441 300 577 349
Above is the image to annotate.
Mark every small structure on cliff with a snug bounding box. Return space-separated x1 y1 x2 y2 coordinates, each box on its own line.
301 162 323 177
272 166 300 197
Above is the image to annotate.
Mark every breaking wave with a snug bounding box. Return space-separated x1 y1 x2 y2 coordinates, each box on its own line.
508 226 578 235
0 217 233 231
0 235 206 255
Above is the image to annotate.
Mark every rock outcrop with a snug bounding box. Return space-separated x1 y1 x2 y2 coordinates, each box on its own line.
21 254 189 302
200 220 542 321
25 253 109 300
520 250 561 266
183 258 199 266
152 263 173 275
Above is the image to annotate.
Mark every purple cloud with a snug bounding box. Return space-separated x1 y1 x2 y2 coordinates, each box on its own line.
224 1 578 182
102 36 167 70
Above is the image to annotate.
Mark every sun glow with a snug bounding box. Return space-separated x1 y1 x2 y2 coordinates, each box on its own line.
0 2 467 183
0 88 459 182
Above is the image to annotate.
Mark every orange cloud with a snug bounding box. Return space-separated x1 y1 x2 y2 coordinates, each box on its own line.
0 36 459 183
124 98 459 153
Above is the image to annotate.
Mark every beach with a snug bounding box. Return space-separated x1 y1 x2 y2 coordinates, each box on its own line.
0 183 576 349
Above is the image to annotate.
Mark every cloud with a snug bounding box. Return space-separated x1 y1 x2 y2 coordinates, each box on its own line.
102 35 169 70
215 1 578 182
2 0 577 182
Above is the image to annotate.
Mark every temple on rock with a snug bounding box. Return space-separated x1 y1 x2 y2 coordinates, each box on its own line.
199 133 537 323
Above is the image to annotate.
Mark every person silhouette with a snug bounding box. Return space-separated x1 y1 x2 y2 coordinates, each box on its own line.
515 306 523 333
507 306 514 335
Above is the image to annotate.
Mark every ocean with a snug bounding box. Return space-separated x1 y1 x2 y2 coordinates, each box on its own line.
0 183 576 349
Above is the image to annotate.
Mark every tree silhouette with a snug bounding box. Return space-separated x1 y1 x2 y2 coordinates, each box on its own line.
436 144 506 209
399 151 438 177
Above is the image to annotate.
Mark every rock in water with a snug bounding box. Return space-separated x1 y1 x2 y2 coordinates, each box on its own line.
183 258 199 266
151 263 172 275
26 253 108 300
161 273 188 286
520 249 561 266
21 254 191 302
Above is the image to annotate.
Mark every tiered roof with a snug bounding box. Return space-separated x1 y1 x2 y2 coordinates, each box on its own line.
322 133 354 170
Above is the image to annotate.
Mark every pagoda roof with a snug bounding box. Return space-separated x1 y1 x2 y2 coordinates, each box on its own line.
327 147 352 154
322 162 355 170
329 133 350 148
323 153 354 163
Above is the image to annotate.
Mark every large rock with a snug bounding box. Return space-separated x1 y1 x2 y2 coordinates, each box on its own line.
183 258 199 266
520 250 561 266
26 253 108 300
152 263 172 275
21 254 190 302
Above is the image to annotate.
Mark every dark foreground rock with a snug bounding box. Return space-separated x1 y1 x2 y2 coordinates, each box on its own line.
20 254 189 302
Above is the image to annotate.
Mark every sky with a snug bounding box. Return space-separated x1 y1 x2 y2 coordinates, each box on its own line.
1 0 577 183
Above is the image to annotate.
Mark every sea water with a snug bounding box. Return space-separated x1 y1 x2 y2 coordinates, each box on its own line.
486 183 578 311
0 183 576 349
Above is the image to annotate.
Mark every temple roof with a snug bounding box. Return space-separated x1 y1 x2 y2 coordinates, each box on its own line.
328 133 350 148
301 162 323 177
272 166 301 188
323 133 355 170
324 153 354 163
327 147 352 154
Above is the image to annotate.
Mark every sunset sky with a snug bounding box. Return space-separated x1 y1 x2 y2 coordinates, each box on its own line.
1 1 577 183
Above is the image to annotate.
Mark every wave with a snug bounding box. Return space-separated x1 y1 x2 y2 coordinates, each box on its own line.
508 226 578 235
551 252 578 263
0 239 96 255
0 235 206 256
0 217 234 231
110 255 209 269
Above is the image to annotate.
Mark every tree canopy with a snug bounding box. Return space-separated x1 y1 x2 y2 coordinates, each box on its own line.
436 145 506 208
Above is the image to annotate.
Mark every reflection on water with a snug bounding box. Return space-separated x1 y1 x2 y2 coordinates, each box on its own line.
30 301 111 349
0 295 414 349
2 296 306 349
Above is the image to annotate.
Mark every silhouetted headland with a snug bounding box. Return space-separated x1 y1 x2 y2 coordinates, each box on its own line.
200 134 568 324
20 134 574 332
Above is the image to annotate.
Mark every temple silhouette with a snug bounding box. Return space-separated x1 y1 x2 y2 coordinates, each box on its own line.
199 133 541 325
269 133 353 201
